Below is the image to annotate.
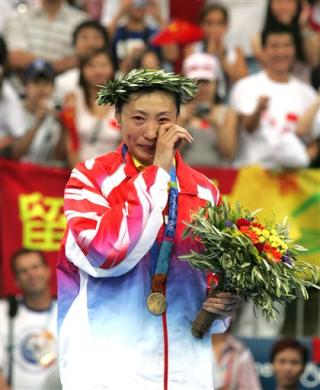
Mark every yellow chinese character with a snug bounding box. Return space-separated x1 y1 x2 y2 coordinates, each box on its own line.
19 192 66 251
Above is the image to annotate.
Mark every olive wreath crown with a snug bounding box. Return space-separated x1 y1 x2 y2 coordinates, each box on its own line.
96 68 197 107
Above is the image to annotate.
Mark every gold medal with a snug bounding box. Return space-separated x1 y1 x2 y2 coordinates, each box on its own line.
146 292 167 316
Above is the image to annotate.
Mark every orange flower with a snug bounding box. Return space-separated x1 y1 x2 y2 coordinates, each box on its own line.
263 243 282 262
240 226 259 243
252 222 265 230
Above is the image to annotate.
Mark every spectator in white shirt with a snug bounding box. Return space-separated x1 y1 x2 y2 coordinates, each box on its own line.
230 26 317 169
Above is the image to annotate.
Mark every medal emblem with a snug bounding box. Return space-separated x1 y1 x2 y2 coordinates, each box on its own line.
146 292 167 316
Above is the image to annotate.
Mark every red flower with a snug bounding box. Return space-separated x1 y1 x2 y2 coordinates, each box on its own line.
207 272 220 289
239 226 250 233
263 243 282 263
271 249 282 262
264 243 272 252
240 226 259 244
236 218 251 228
254 243 265 252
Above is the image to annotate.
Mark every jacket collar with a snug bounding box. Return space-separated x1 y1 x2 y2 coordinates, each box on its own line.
118 143 198 195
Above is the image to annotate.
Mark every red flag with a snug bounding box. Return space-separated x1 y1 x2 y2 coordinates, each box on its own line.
151 19 204 46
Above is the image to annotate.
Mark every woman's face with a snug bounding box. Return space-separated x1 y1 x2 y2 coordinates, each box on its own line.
201 9 227 41
273 348 305 388
116 91 177 165
75 27 106 58
271 0 298 25
83 53 114 88
140 52 160 69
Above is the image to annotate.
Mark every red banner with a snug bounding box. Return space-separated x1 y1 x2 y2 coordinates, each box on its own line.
0 159 70 296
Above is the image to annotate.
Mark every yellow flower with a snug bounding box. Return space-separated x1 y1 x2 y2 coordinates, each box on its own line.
262 229 270 238
252 227 261 235
259 236 265 243
270 235 280 245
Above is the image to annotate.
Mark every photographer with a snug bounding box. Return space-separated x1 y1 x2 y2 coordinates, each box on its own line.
180 52 238 167
10 59 67 167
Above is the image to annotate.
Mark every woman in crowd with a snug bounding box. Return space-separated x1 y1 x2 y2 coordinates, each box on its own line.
180 52 238 167
60 48 121 166
186 3 248 100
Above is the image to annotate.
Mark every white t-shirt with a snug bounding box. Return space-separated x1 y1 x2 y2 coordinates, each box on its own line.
0 80 27 139
0 299 61 390
54 68 79 104
230 71 317 168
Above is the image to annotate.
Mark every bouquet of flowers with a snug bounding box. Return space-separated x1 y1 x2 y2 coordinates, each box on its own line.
180 200 320 338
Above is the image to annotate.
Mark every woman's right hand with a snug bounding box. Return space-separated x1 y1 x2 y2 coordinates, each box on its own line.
153 124 193 172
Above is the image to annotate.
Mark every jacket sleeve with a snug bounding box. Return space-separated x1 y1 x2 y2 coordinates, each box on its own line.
64 161 170 278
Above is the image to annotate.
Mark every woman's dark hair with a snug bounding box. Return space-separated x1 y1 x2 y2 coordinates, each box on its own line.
72 20 109 48
263 0 305 61
198 3 229 25
115 88 181 116
79 48 115 109
270 338 308 366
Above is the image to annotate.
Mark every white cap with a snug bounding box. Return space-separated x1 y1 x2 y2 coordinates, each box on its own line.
183 52 221 81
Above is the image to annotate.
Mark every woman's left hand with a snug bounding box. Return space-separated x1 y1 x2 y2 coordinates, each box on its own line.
202 291 242 318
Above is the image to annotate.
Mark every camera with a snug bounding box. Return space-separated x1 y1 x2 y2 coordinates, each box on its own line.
195 103 211 118
46 99 62 112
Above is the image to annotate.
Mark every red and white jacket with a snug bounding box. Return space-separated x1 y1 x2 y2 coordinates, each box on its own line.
57 145 229 390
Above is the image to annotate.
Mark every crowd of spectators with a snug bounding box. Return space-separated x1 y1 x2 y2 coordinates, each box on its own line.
0 0 319 170
0 0 319 389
